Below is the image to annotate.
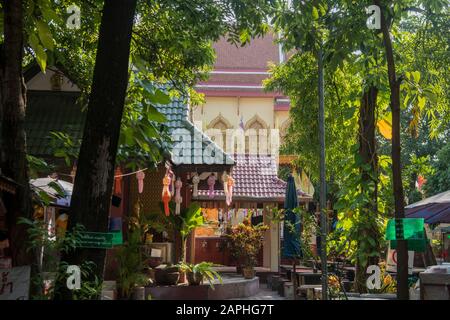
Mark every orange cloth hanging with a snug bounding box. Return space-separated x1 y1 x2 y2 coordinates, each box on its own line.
114 167 123 194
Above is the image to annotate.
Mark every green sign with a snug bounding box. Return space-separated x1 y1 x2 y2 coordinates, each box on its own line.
385 218 424 240
111 230 123 246
77 232 113 249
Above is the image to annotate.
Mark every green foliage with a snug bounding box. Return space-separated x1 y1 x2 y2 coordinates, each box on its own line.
265 53 360 192
118 75 173 170
226 217 268 268
176 261 223 289
128 201 170 243
328 150 387 268
423 143 450 196
277 165 291 181
27 155 53 178
18 217 101 300
178 203 205 240
268 2 448 293
69 270 103 300
11 0 277 175
367 262 397 294
23 0 59 71
115 228 150 299
294 207 319 264
49 131 80 167
29 179 67 207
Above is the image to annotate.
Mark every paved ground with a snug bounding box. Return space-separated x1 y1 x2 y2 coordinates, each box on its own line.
229 284 287 300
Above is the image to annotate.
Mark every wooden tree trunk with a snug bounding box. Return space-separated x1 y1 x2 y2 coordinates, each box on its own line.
355 86 380 292
67 0 137 280
375 0 409 300
181 237 187 263
0 0 33 266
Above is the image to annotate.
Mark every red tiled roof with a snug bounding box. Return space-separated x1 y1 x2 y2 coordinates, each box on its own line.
195 154 311 202
212 34 280 70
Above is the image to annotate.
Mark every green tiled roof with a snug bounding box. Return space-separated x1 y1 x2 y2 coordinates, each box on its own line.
154 95 234 165
154 96 187 131
23 89 233 165
25 91 85 156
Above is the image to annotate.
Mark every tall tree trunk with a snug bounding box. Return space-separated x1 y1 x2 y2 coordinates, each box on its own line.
355 86 380 292
0 0 33 266
67 0 137 281
375 0 409 300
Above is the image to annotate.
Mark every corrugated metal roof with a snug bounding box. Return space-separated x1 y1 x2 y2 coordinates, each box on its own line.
25 91 85 156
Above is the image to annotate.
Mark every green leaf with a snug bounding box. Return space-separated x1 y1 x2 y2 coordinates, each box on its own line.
138 79 154 93
333 200 346 211
412 71 421 83
239 29 250 44
37 20 54 50
41 6 62 24
47 181 65 198
132 55 148 72
417 96 426 110
154 90 171 105
35 44 47 72
143 103 166 123
312 7 319 20
37 190 52 206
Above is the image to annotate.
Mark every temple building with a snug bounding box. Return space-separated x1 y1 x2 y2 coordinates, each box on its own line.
193 33 291 150
19 34 314 275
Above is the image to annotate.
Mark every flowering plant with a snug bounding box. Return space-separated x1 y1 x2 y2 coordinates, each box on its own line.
368 261 397 294
226 218 268 268
328 274 342 299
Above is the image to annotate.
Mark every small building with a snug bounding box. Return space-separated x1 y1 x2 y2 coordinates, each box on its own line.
191 154 312 271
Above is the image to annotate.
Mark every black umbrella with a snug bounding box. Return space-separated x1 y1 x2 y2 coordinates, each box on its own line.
282 174 302 299
283 175 302 258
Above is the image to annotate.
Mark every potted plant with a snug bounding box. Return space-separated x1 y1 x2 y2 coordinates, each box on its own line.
177 203 205 263
117 202 171 295
154 264 181 285
177 261 223 288
116 225 150 299
226 218 268 279
165 203 205 283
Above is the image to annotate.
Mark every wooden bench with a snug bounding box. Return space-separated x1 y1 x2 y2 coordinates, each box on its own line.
298 284 322 300
284 282 294 299
296 272 322 286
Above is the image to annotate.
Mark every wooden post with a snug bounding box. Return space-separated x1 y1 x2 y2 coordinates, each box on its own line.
292 260 298 300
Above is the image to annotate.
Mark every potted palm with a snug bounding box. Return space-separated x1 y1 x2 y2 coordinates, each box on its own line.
115 227 152 299
177 261 223 288
178 203 205 263
169 203 205 283
226 218 268 279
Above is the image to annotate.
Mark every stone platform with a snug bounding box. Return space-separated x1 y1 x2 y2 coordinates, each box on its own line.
145 274 259 300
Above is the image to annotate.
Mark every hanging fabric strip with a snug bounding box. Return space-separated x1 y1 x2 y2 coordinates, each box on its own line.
192 173 200 197
162 169 172 216
174 177 182 215
136 170 145 194
114 167 123 194
226 175 234 206
222 171 229 199
207 174 216 199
